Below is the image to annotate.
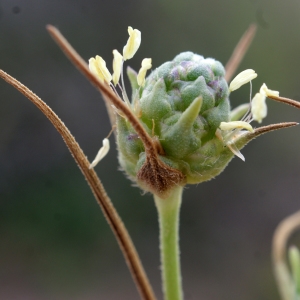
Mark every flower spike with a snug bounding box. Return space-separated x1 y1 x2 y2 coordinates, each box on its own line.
123 26 141 61
89 55 112 84
229 69 257 92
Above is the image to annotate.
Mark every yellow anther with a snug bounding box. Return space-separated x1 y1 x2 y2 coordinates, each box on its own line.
89 138 110 169
260 83 279 97
89 55 112 84
229 69 257 92
112 50 123 86
251 92 267 123
137 58 152 87
123 26 141 60
219 121 254 132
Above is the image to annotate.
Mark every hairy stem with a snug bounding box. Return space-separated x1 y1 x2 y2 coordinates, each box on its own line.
0 69 156 300
154 186 184 300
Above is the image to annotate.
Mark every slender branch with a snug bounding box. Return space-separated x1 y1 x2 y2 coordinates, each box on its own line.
273 211 300 300
251 122 298 137
46 25 158 157
235 122 298 151
268 95 300 109
0 69 157 300
225 24 257 82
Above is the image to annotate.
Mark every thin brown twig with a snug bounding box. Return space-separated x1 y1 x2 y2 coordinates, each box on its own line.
236 122 298 151
0 69 157 300
251 122 299 137
240 122 298 143
268 95 300 109
225 24 257 82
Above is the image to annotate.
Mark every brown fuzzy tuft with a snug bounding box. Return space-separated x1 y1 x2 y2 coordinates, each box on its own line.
137 154 185 199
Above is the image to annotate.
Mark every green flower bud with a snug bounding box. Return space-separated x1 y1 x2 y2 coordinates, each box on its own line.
117 52 238 187
114 51 298 195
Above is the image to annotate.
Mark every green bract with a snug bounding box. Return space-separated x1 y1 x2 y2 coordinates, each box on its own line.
117 52 241 187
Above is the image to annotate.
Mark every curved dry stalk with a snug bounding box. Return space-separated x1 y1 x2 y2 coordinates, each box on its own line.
0 69 157 300
268 95 300 109
225 24 257 82
273 211 300 300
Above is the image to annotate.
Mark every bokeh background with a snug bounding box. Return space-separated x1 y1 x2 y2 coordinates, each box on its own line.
0 0 300 299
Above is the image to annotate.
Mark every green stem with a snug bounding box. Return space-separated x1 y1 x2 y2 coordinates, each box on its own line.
154 186 184 300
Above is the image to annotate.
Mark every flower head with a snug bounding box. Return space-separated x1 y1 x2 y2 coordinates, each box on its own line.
88 27 298 195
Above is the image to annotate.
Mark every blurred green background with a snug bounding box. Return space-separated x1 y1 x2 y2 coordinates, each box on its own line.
0 0 300 299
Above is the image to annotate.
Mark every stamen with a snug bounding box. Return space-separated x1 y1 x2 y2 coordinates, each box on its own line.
137 58 152 87
89 55 112 84
120 66 131 107
220 121 254 132
229 69 257 92
123 26 141 61
111 83 122 100
112 50 123 86
251 92 267 123
89 138 110 168
260 83 279 97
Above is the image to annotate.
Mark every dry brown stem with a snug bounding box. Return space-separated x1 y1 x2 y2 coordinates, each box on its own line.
268 95 300 109
236 122 298 151
0 69 156 300
251 122 298 137
225 24 257 82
